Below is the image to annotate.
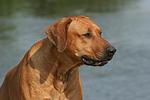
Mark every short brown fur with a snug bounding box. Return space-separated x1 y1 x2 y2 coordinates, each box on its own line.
0 16 115 100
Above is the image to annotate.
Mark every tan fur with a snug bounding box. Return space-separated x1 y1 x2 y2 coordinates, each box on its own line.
0 16 115 100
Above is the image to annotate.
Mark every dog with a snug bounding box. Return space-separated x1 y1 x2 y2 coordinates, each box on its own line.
0 16 116 100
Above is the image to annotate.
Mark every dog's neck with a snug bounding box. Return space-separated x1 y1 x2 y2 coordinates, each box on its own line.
42 38 82 75
32 38 83 92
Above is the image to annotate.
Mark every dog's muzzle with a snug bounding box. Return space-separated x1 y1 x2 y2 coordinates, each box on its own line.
81 46 116 67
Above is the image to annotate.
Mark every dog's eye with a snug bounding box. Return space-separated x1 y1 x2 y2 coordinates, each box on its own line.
83 33 92 38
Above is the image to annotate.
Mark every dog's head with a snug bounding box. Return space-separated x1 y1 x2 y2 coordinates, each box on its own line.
45 16 116 67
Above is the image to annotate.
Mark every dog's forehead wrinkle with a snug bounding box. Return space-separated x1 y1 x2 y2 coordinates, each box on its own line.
70 18 101 34
88 28 92 33
77 19 101 32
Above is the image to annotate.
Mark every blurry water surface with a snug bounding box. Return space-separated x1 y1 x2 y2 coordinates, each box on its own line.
0 0 150 100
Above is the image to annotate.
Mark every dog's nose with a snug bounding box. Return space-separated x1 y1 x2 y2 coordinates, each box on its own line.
106 46 116 56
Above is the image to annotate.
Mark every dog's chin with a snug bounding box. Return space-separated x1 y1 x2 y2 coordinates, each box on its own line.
81 56 109 67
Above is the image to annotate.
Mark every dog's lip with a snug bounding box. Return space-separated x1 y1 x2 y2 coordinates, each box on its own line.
81 56 109 67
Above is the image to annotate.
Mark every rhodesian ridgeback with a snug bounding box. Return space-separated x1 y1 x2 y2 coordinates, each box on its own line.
0 16 116 100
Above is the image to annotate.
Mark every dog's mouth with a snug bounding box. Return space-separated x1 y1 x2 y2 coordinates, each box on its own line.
81 56 109 67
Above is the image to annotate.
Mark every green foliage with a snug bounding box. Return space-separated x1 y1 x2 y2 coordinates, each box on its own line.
0 0 135 17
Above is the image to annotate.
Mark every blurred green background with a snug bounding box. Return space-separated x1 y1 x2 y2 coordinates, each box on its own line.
0 0 135 17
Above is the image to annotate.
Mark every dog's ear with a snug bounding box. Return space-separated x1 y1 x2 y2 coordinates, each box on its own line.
45 18 72 52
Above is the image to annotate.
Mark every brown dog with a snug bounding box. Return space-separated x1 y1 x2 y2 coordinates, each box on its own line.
0 16 116 100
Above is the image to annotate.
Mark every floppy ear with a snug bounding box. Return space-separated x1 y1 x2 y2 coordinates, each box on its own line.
45 18 72 52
